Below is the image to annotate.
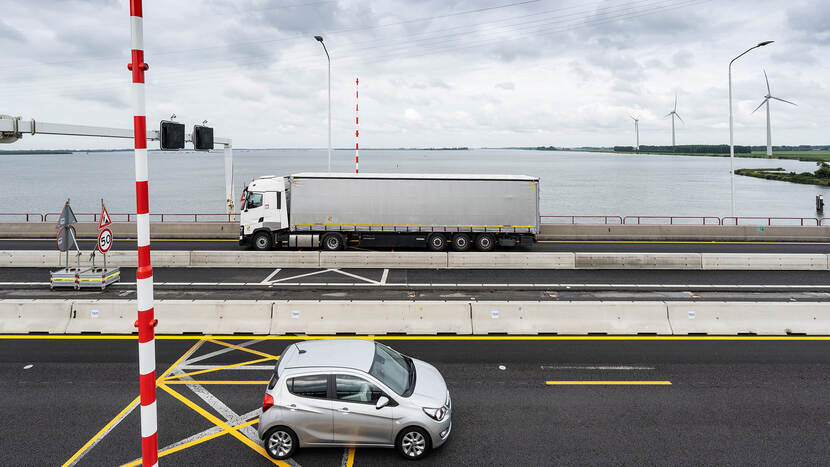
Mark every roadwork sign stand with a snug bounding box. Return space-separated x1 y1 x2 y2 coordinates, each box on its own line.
50 200 84 290
78 200 120 289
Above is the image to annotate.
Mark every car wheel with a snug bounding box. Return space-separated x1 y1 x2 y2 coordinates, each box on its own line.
451 233 472 251
264 426 298 460
322 233 344 251
475 233 495 252
396 426 431 460
427 233 447 252
252 231 273 251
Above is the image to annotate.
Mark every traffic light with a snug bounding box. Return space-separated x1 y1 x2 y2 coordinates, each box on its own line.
159 120 185 150
192 125 214 151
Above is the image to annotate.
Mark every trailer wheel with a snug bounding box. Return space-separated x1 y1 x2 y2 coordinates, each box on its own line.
427 233 447 252
322 233 344 251
252 231 273 251
475 233 495 252
451 233 472 251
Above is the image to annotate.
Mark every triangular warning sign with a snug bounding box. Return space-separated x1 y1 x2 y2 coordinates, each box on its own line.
56 200 77 228
98 203 112 230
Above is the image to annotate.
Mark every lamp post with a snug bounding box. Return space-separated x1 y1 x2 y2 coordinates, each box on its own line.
729 40 773 216
315 35 332 172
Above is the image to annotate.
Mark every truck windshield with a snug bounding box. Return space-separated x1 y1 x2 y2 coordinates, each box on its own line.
368 343 413 396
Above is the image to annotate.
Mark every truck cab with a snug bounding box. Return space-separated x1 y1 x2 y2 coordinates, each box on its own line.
239 176 288 250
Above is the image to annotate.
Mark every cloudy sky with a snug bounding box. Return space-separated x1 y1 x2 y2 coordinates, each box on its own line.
1 0 827 149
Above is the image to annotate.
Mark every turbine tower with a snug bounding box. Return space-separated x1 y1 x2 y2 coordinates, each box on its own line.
631 115 640 150
752 70 797 156
664 94 683 147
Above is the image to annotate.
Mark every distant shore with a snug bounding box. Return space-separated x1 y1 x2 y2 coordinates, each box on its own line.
736 167 830 187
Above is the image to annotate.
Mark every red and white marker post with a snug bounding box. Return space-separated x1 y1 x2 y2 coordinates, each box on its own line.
355 77 359 174
128 1 158 465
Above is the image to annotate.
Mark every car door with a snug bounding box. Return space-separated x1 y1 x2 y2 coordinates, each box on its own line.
331 374 395 445
285 373 334 445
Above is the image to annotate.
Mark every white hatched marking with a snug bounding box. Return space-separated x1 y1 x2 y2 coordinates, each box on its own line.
261 268 281 284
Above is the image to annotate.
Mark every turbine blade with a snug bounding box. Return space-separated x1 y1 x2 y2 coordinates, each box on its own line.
675 113 684 123
752 99 767 114
674 94 677 112
764 69 770 94
771 96 797 106
664 112 672 118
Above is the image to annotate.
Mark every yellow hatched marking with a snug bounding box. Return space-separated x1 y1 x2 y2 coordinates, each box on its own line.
158 383 289 466
163 356 276 381
205 338 282 360
345 447 356 466
119 419 259 467
163 380 270 385
546 381 672 385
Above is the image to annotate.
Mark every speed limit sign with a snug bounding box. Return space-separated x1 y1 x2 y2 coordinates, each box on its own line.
97 228 113 254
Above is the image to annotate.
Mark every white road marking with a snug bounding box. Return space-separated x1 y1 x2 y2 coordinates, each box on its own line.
183 339 263 365
541 365 656 370
271 269 333 283
174 369 260 441
331 269 380 284
23 364 33 369
380 268 389 285
179 364 275 371
261 268 281 284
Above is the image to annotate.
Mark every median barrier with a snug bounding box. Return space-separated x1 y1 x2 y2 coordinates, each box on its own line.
189 251 320 268
0 299 72 333
667 302 830 335
575 252 702 269
701 253 828 270
447 252 575 269
154 300 272 334
0 250 62 267
67 300 135 333
271 300 471 334
470 301 672 335
319 251 447 269
107 251 190 268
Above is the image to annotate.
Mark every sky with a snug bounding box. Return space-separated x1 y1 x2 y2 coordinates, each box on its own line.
0 0 828 149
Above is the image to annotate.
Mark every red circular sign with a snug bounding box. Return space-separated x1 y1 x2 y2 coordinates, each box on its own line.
97 228 113 254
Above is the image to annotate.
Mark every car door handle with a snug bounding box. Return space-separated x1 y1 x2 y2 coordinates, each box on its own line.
289 404 297 411
339 407 349 412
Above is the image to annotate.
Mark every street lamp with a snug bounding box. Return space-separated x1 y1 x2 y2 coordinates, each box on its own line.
729 40 773 216
315 35 332 172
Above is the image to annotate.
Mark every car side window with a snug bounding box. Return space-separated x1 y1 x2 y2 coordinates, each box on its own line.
335 374 385 404
288 374 328 399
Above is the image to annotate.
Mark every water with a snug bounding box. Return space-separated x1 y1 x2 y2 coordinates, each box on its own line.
1 148 827 220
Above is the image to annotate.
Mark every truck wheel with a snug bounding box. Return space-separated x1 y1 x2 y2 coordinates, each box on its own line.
427 233 447 252
451 233 472 251
322 233 344 251
252 231 273 251
475 233 495 252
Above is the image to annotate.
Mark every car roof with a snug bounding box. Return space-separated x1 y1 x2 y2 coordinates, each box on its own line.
278 339 376 374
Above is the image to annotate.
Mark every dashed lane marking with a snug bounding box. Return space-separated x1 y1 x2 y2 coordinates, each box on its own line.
546 381 672 385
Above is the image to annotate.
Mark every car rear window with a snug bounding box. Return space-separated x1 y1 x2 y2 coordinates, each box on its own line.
288 374 328 399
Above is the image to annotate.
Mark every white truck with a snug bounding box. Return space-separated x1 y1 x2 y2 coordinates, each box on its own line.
239 173 540 251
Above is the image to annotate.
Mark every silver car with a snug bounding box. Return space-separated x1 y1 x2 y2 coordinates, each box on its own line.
258 339 452 460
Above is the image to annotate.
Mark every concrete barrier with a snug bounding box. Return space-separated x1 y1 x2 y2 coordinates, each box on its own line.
189 251 321 268
701 253 828 270
575 252 702 269
67 300 135 333
0 299 72 333
668 302 830 335
471 301 671 335
0 222 237 239
319 252 447 269
0 250 62 267
447 252 575 269
271 300 471 335
154 300 272 334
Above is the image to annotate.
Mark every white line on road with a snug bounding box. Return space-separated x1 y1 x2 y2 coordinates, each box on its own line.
380 268 389 285
179 364 274 371
183 339 263 365
541 365 656 370
261 268 281 284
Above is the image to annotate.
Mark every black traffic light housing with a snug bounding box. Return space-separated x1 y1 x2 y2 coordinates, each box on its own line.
192 125 214 151
159 120 185 150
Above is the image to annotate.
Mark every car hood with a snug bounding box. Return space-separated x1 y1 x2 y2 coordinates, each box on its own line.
408 358 448 406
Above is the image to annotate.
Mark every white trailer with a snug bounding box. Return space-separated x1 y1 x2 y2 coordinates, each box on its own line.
239 173 540 251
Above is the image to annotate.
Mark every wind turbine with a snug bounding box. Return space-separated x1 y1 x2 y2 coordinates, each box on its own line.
752 70 796 156
664 94 683 146
630 115 640 150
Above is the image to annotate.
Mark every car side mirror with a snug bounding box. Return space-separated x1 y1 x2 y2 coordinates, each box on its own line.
376 396 390 410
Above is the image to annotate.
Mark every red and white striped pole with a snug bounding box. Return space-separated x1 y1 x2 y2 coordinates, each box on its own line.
128 1 158 466
355 77 359 174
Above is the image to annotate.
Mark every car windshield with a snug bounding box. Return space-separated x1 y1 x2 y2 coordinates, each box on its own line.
368 343 412 396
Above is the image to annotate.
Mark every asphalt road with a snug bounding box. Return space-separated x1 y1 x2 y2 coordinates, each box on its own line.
3 237 830 253
2 337 828 466
4 267 830 301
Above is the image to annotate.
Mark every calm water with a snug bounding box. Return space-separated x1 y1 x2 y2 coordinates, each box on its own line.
1 148 827 220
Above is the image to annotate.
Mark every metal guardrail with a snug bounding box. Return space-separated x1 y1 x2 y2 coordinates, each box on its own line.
0 212 825 226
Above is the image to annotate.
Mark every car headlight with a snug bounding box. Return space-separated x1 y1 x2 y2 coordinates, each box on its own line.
423 406 447 422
